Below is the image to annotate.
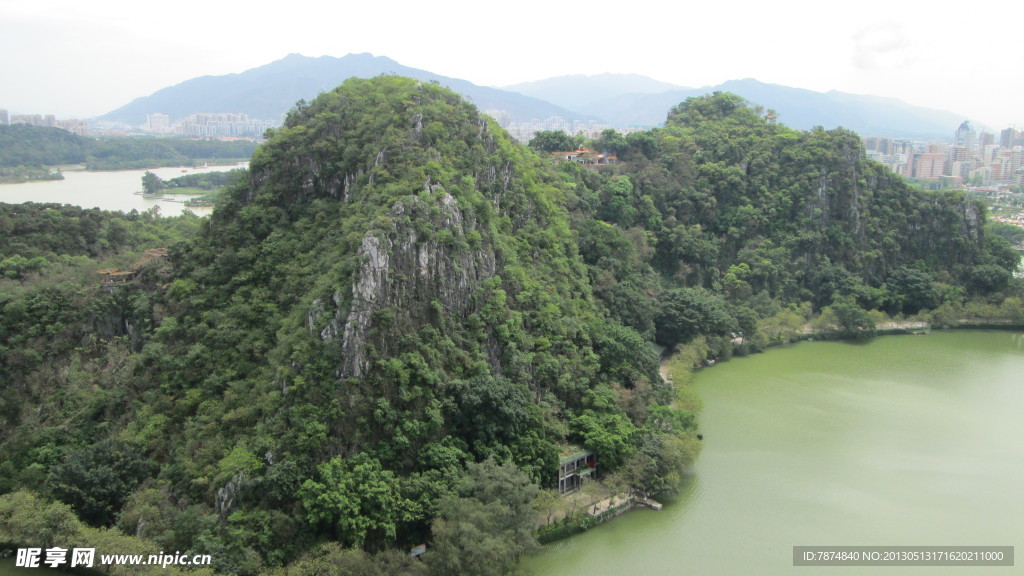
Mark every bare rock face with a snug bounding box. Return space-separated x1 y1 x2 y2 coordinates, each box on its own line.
333 192 497 379
340 234 392 378
243 77 572 393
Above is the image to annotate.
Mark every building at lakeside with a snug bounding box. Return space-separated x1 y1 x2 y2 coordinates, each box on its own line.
558 447 597 495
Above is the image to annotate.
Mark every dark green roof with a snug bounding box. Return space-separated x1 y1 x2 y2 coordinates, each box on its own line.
558 448 593 465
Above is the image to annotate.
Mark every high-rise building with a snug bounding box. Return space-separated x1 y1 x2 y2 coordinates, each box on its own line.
55 119 89 136
10 114 56 127
983 144 1001 165
147 113 171 133
4 112 85 134
948 145 969 163
954 121 977 154
948 160 969 179
989 155 1013 181
999 127 1016 148
175 112 276 139
913 153 946 179
11 114 43 126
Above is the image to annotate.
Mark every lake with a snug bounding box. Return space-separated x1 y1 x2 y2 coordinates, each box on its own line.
0 164 247 217
521 331 1023 575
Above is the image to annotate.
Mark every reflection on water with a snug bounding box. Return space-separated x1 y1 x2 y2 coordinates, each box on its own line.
522 331 1024 576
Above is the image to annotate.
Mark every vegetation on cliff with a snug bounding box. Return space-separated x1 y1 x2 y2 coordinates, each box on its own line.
1 81 1019 575
558 93 1018 349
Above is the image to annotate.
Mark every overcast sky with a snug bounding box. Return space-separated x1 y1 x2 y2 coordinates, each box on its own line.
2 0 1021 132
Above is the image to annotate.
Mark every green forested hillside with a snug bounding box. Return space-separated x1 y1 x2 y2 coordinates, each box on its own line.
0 124 88 167
0 81 1019 576
569 93 1018 344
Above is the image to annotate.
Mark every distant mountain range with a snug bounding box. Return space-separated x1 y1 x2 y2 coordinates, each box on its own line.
504 75 966 139
503 74 684 109
100 53 968 140
99 53 595 127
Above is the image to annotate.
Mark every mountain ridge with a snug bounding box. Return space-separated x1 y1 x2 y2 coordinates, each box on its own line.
502 73 685 109
99 53 596 126
100 53 969 140
528 75 967 138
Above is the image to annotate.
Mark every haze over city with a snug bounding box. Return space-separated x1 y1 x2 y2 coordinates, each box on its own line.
1 0 1022 130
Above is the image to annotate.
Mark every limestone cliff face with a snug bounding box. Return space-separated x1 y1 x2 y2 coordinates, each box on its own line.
229 76 586 397
336 193 497 379
786 130 986 277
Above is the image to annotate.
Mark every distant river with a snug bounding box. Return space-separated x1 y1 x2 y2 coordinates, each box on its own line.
521 331 1024 575
0 164 247 217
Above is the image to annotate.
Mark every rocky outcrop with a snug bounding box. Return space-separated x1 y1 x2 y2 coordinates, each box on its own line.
313 192 499 379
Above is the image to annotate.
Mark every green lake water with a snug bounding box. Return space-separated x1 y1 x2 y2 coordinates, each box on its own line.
521 331 1024 575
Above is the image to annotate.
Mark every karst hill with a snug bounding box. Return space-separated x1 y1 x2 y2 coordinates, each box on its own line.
0 77 1017 575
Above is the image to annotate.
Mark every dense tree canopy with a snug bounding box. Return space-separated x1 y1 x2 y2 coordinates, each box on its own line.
528 130 582 152
0 84 1019 576
0 124 87 166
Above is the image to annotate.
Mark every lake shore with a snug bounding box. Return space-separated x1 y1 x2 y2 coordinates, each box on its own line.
522 330 1024 575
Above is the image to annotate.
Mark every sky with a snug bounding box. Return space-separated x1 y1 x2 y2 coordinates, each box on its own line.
2 0 1022 132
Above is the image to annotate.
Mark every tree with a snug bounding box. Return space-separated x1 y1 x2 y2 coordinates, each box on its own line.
620 433 701 497
279 542 428 576
45 440 154 527
968 264 1011 294
594 129 626 156
592 321 660 385
654 287 738 347
885 266 938 314
596 175 638 226
141 171 165 195
532 489 560 527
569 410 637 470
819 295 875 337
528 130 579 152
759 307 806 342
426 458 539 576
449 375 540 450
299 453 417 549
0 491 82 549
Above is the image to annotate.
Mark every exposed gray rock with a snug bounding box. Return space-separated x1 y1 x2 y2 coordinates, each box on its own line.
336 192 497 380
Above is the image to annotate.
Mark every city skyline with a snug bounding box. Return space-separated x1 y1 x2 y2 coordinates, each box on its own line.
863 125 1024 188
1 0 1022 129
